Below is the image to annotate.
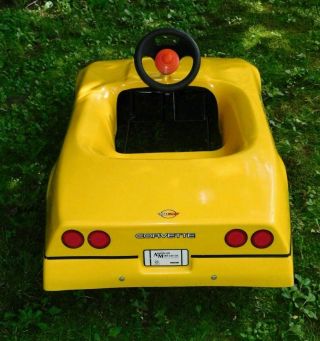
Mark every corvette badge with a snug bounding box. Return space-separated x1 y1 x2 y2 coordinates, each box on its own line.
158 209 179 218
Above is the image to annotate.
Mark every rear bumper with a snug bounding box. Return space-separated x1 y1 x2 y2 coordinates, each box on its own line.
43 255 294 290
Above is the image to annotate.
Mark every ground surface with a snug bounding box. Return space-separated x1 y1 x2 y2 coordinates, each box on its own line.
0 1 319 340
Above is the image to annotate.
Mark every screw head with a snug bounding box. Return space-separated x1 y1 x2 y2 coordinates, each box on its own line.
119 275 125 282
211 275 217 280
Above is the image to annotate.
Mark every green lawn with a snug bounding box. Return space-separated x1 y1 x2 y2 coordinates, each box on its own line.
1 0 320 340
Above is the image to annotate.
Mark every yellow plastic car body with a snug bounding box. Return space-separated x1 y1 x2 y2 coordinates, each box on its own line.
44 57 294 290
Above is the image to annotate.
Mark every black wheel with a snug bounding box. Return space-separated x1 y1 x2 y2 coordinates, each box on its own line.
134 28 201 92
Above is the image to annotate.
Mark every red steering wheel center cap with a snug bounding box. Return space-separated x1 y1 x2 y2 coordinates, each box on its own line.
155 48 180 75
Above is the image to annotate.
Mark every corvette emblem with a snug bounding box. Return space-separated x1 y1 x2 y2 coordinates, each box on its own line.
158 209 179 218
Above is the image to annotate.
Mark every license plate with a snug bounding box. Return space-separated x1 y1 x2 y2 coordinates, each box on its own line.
143 249 189 266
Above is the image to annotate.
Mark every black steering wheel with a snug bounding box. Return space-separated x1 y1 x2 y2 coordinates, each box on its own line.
134 28 201 92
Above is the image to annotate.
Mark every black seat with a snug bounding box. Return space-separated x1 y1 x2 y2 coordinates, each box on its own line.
115 87 222 153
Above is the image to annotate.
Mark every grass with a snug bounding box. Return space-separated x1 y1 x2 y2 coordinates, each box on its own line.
0 0 320 340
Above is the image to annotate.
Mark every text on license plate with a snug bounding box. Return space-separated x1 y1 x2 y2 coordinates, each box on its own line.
143 249 189 266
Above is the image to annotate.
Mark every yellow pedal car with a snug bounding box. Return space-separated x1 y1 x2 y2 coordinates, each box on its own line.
44 28 294 290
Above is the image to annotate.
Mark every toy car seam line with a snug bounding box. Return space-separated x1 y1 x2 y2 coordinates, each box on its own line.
191 252 291 258
44 249 291 260
44 255 138 260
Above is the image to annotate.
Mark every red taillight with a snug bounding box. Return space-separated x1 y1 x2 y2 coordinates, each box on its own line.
88 231 111 249
225 229 248 247
62 230 84 248
251 230 274 248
